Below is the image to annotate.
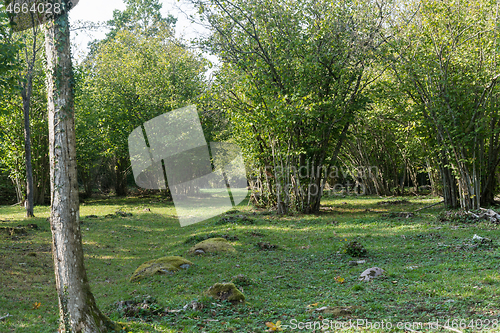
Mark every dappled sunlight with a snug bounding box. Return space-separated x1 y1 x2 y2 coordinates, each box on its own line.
2 195 500 332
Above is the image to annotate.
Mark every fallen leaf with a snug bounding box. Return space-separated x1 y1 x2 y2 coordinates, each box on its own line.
266 321 283 331
334 276 345 284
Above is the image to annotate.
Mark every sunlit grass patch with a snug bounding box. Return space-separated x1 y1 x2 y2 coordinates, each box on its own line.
1 194 500 332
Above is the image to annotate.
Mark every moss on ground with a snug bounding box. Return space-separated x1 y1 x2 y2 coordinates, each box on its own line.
204 282 245 304
1 195 500 333
188 237 236 254
130 256 193 282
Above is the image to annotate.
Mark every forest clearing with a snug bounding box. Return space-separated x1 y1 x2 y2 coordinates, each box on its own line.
2 0 500 331
1 195 500 332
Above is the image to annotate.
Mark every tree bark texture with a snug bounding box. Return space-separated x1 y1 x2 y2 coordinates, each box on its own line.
45 11 116 333
438 155 459 209
115 156 128 196
22 83 34 217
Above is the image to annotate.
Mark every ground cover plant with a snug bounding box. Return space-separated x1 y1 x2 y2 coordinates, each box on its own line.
1 195 500 333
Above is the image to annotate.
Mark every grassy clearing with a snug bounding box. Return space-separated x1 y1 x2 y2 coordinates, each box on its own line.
1 195 500 332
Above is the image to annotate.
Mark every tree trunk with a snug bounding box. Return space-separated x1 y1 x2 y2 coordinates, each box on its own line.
302 122 350 214
13 175 24 204
115 156 128 196
34 150 49 205
45 11 117 333
20 23 40 217
408 162 418 193
426 158 437 195
439 160 459 209
481 171 498 205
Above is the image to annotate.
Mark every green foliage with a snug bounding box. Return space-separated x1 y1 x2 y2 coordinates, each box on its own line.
76 27 206 195
0 4 22 100
88 0 177 55
342 68 430 196
0 166 16 204
385 0 500 208
197 0 385 213
108 0 176 38
0 28 48 204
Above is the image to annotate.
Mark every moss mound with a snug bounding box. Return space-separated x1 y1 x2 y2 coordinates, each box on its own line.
204 283 245 304
130 256 193 282
189 238 236 254
215 214 255 226
184 233 238 244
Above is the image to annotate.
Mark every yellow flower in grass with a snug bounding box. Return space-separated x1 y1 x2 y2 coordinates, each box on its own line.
266 320 283 331
334 276 345 284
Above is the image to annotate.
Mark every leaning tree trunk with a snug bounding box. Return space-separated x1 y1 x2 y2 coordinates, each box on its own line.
45 11 117 333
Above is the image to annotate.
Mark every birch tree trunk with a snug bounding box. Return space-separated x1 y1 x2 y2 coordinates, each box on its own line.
45 11 117 333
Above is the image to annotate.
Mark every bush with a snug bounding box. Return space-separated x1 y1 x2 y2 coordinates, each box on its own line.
0 170 16 205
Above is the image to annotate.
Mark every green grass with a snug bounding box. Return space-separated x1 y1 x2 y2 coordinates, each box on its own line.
1 195 500 332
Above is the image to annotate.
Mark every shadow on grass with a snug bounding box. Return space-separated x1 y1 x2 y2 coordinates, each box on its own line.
1 194 500 333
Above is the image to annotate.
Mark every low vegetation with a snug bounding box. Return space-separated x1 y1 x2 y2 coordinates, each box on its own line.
1 195 500 333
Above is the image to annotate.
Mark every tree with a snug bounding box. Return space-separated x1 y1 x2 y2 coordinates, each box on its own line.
0 58 49 206
340 70 432 197
19 12 46 217
73 65 104 198
77 0 205 196
0 107 25 202
197 0 389 213
0 3 20 94
0 26 50 207
385 0 500 208
107 0 176 37
87 0 177 55
0 43 24 204
77 28 206 196
44 9 117 333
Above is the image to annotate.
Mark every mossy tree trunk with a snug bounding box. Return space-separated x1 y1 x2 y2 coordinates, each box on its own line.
45 10 117 333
